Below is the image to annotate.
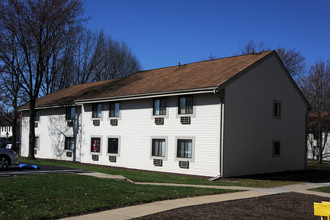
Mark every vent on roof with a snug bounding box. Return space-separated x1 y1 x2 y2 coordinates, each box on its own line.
67 120 73 127
93 120 100 126
109 156 116 162
110 119 118 126
35 122 38 128
66 151 72 157
155 117 164 125
180 116 191 124
153 159 163 167
92 154 99 161
179 161 189 169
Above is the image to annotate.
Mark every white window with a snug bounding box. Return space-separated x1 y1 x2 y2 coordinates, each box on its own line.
153 98 166 115
178 96 193 114
34 137 40 149
152 139 165 157
91 137 101 153
66 107 76 120
109 102 120 117
65 137 75 150
92 103 102 118
177 139 192 158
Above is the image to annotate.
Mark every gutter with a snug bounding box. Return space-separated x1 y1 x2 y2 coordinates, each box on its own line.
74 87 218 104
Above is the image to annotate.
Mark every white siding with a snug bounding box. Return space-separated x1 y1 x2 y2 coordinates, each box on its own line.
223 55 307 177
21 93 221 177
20 107 82 161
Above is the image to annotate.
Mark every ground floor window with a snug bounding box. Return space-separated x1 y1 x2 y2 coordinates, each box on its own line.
273 140 280 157
108 138 119 154
177 139 192 158
152 139 165 157
91 138 101 153
65 137 75 150
34 136 40 149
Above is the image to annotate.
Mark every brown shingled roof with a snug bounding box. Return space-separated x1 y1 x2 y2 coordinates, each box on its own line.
22 50 275 109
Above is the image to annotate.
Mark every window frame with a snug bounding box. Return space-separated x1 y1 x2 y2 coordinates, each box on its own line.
92 103 102 119
273 100 281 119
151 139 166 157
66 107 76 121
175 137 195 162
35 110 40 121
34 136 40 150
109 102 120 118
107 137 120 155
90 137 101 154
178 95 193 115
65 137 75 151
272 140 281 157
153 98 167 116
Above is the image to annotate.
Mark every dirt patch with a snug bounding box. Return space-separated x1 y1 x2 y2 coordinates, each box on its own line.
134 192 329 220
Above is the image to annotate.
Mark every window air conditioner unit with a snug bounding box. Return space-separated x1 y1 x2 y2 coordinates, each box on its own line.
179 161 189 169
180 116 191 124
93 120 100 126
153 159 163 167
66 151 72 157
109 156 117 162
35 122 38 128
67 120 73 127
34 149 37 155
110 119 118 126
92 154 99 161
155 117 164 125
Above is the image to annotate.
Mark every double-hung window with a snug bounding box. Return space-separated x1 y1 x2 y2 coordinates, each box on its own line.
35 110 40 121
92 103 102 118
153 98 166 115
91 138 101 153
34 136 40 149
65 137 75 150
177 139 192 158
109 102 120 117
273 100 281 119
108 138 119 154
178 96 193 114
273 141 280 157
152 139 165 157
66 107 75 120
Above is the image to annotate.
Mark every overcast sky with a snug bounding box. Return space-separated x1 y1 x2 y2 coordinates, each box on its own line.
83 0 330 72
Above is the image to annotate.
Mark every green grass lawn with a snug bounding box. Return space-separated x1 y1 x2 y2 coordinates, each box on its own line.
18 157 299 188
0 174 234 220
311 186 330 194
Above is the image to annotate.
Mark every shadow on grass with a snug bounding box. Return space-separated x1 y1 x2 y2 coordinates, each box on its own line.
235 160 330 183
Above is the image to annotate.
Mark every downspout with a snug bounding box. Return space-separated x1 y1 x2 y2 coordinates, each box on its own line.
220 90 225 177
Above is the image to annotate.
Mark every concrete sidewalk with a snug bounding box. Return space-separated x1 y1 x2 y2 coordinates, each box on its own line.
61 172 330 220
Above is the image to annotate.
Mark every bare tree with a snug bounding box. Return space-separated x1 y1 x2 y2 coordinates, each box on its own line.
276 48 306 80
239 40 267 55
0 0 84 159
41 29 142 95
238 40 306 79
299 60 330 163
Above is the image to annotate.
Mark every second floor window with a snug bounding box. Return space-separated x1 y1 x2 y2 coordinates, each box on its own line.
178 96 193 114
66 107 76 120
35 110 40 121
153 98 166 115
92 103 102 118
109 102 120 117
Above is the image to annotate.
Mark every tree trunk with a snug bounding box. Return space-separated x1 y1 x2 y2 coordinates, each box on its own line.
28 99 36 160
318 120 323 164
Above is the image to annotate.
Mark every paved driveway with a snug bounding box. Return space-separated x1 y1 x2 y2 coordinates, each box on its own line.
0 164 90 177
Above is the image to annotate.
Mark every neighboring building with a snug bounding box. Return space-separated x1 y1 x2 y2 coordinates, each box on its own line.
0 117 12 141
307 112 330 161
19 51 310 177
